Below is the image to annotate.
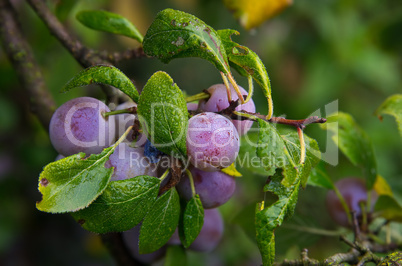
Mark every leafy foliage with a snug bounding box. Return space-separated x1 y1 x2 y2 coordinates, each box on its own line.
218 29 272 101
254 119 320 264
61 65 139 102
37 150 115 213
71 176 160 233
137 71 188 159
178 195 204 248
320 112 377 189
76 10 143 42
139 188 181 254
237 132 275 176
255 169 301 266
142 8 230 74
256 119 320 188
375 94 402 137
306 164 334 189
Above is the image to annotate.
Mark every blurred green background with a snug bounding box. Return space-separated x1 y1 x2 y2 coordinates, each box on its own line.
0 0 401 265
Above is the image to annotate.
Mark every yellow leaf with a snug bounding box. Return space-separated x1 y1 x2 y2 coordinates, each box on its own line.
373 175 393 196
221 163 242 177
224 0 293 30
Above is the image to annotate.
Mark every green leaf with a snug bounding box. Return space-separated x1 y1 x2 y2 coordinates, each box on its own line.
320 112 377 189
179 195 204 248
143 8 230 74
306 163 334 189
71 176 160 233
62 65 139 102
282 132 321 188
256 119 289 172
255 169 301 266
37 148 116 213
137 71 188 159
256 119 321 188
76 10 143 42
374 94 402 137
374 195 402 222
139 188 180 254
254 119 320 264
237 132 275 176
218 29 271 100
164 244 187 266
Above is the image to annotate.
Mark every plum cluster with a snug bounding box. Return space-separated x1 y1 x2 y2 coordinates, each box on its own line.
48 83 255 261
50 97 158 180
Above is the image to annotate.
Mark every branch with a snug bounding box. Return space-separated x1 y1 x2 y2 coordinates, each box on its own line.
99 48 146 65
276 249 320 266
27 0 104 67
0 0 56 129
186 97 326 129
274 234 398 266
26 0 145 101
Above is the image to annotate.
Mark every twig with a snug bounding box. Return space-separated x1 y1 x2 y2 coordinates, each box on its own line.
0 0 56 129
351 211 361 241
268 116 327 129
100 48 146 65
27 0 102 66
323 248 360 265
275 249 320 265
26 0 135 101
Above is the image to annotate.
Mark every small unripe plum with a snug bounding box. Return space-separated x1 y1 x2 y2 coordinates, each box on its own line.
186 112 240 171
326 177 378 227
177 167 236 208
105 142 158 181
198 84 256 135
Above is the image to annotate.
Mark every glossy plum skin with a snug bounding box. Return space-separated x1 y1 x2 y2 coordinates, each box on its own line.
186 112 240 171
326 177 378 227
105 142 158 181
190 208 224 252
198 84 256 135
122 225 166 263
177 167 236 208
49 97 116 156
168 208 224 252
115 102 147 146
187 102 198 111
